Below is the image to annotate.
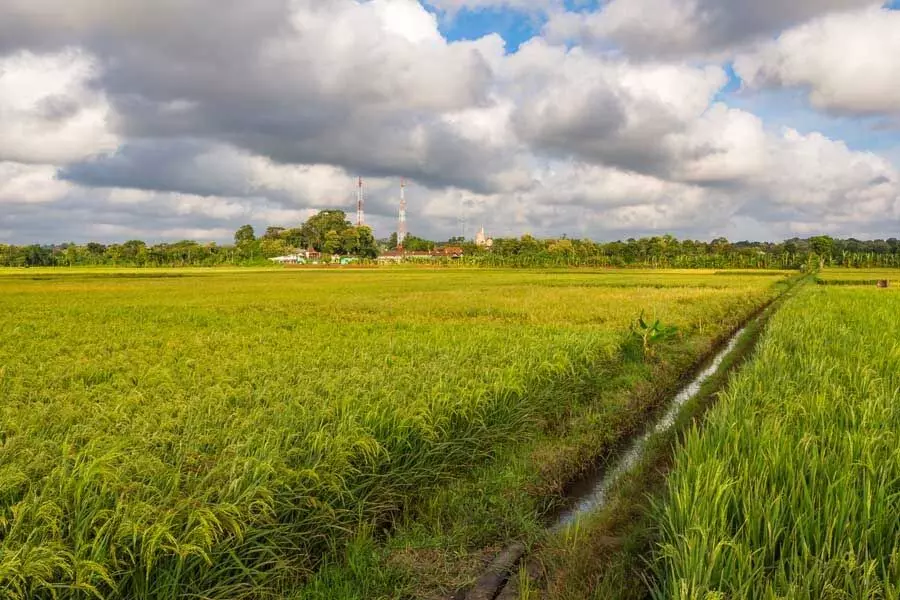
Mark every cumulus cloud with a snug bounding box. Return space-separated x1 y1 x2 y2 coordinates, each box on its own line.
735 7 900 115
0 0 898 243
0 49 117 164
544 0 880 57
504 40 728 175
754 129 899 223
0 0 524 193
0 181 325 245
0 162 73 205
61 141 360 208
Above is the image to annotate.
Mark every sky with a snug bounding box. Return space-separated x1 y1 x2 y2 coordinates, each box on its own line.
1 0 899 244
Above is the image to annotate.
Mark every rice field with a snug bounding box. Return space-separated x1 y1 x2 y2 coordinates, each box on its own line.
0 269 786 598
816 267 900 285
653 280 900 599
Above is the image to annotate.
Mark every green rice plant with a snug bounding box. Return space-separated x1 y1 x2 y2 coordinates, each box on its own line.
652 280 900 599
0 269 785 598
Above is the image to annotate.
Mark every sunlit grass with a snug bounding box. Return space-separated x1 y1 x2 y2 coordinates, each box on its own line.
817 267 900 285
653 284 900 599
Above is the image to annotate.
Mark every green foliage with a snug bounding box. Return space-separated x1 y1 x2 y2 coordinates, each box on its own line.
3 232 900 269
629 311 679 358
355 226 378 259
399 234 434 252
652 281 900 599
300 210 352 251
809 234 835 259
233 224 255 245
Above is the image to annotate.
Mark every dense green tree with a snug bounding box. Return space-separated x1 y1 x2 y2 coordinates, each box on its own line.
86 242 106 255
548 239 574 256
282 228 305 248
3 226 900 269
340 228 360 255
234 225 256 245
810 235 835 260
262 226 286 240
260 238 290 258
323 230 342 254
402 235 434 252
233 225 260 260
356 226 378 258
302 211 351 251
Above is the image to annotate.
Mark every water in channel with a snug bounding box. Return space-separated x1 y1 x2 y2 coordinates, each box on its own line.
553 325 747 529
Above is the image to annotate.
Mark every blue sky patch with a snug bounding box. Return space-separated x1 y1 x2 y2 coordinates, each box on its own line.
424 4 543 52
713 63 744 102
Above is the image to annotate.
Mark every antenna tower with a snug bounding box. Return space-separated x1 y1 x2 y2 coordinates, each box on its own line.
397 178 408 249
459 198 473 240
356 176 365 227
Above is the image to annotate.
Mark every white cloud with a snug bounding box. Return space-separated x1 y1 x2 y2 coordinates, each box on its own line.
0 162 72 204
735 7 900 115
0 49 118 164
503 40 728 174
668 104 770 183
757 129 899 220
0 0 898 243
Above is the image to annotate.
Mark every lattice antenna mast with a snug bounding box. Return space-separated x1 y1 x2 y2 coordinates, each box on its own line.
397 177 408 250
356 176 365 227
459 198 472 240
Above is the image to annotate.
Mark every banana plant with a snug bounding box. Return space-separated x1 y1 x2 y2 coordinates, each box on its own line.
631 311 678 358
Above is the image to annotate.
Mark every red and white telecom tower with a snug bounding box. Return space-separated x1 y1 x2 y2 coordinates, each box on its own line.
397 177 408 250
356 176 365 227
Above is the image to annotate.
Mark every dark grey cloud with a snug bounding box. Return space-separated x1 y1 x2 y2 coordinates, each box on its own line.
0 0 290 57
547 0 879 58
0 0 524 195
688 0 879 51
60 140 249 198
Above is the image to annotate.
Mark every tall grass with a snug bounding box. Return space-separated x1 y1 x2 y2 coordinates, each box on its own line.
653 283 900 599
0 269 782 598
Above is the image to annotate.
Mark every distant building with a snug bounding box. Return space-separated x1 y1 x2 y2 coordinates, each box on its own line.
269 254 304 264
271 248 321 264
304 247 322 262
475 226 493 248
377 248 463 263
377 250 403 263
434 246 464 259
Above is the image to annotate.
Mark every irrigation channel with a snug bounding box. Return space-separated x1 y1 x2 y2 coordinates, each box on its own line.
552 327 745 531
457 282 801 600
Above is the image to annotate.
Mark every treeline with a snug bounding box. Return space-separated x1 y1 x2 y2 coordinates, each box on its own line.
2 210 898 269
0 211 378 267
458 235 900 269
